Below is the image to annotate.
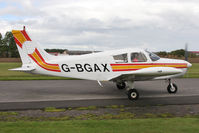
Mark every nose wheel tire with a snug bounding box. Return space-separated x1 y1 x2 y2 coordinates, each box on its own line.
167 83 178 93
128 89 139 100
116 82 126 90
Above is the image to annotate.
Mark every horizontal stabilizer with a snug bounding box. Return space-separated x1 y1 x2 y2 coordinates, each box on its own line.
9 66 35 72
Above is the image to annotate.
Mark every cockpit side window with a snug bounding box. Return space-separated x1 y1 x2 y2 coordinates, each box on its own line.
113 53 128 63
131 52 147 62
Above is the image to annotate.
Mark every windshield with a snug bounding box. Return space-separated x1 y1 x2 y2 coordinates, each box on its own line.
145 50 160 61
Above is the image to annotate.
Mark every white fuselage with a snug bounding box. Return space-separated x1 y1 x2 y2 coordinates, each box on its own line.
30 48 191 82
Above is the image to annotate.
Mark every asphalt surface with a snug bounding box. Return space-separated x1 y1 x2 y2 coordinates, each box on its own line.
0 79 199 110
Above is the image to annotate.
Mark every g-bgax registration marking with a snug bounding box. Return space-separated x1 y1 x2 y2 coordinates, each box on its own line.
61 64 110 72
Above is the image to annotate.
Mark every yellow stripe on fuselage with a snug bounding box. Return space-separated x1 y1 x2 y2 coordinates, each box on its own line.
111 64 187 70
164 65 187 67
31 52 60 70
112 65 153 69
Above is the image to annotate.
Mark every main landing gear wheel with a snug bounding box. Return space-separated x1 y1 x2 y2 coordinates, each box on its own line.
167 83 178 93
116 82 126 90
128 89 139 100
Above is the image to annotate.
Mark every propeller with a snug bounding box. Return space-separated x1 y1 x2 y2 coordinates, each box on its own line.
185 43 188 61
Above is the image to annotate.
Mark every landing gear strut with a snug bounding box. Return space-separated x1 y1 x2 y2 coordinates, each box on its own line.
116 79 178 101
167 79 178 94
126 81 139 100
116 82 126 90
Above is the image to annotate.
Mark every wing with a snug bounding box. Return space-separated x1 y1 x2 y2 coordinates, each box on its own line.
108 67 183 81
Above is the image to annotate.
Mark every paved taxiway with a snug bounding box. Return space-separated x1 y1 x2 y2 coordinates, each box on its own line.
0 79 199 110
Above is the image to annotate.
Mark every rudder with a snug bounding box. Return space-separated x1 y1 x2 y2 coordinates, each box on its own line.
11 26 61 72
12 26 33 65
12 26 54 64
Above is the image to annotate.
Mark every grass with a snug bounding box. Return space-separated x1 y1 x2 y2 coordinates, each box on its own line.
0 118 199 133
44 107 66 112
75 106 97 110
0 109 181 121
183 63 199 78
0 62 198 80
0 112 18 116
105 105 125 109
0 62 73 80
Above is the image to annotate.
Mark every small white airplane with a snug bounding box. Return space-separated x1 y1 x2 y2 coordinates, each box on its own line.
10 26 192 100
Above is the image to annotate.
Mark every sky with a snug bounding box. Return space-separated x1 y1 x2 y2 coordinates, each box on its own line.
0 0 199 52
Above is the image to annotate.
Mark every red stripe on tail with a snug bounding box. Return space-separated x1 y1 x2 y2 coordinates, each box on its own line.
21 30 32 41
28 54 61 72
34 48 59 66
14 37 22 48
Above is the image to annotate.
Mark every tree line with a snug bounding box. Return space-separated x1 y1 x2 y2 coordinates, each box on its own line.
0 32 19 58
156 49 197 58
0 31 197 58
0 32 67 58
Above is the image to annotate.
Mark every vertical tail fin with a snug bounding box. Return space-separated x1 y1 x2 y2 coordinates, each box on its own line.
11 26 61 72
12 26 54 64
12 26 32 65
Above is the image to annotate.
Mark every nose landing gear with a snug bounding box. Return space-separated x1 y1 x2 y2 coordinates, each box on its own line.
167 79 178 94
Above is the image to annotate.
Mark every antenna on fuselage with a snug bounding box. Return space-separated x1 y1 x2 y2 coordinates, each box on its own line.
185 43 188 61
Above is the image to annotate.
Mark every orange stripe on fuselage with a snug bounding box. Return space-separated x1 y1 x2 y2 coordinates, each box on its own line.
34 48 58 66
28 48 61 72
29 54 61 72
31 52 60 70
110 63 187 72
